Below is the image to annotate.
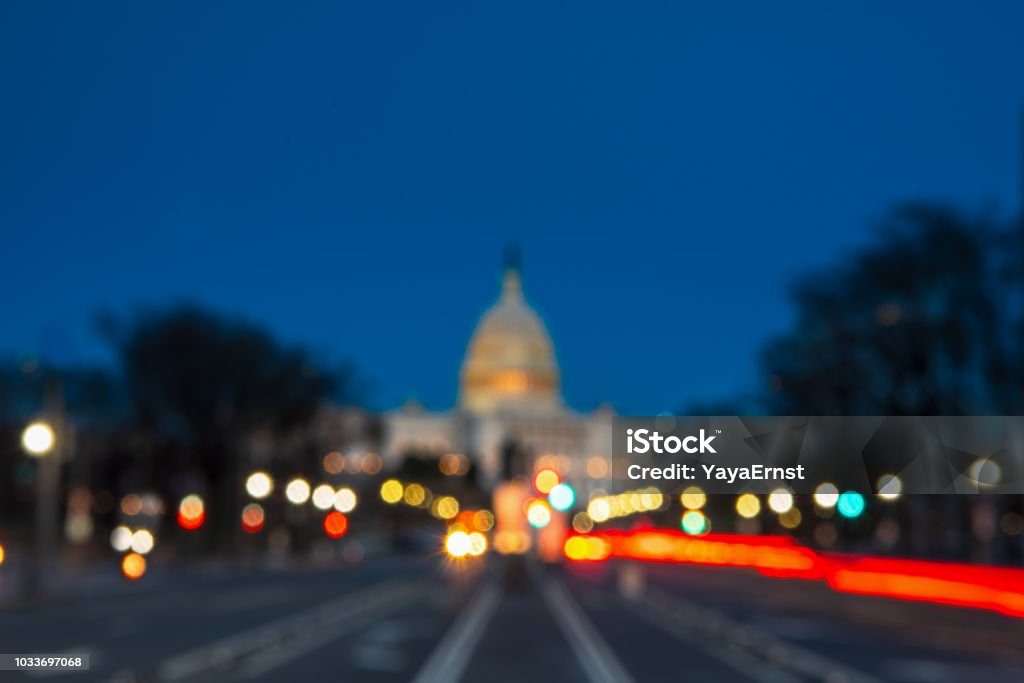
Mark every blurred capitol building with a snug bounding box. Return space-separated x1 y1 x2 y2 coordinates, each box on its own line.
381 257 613 490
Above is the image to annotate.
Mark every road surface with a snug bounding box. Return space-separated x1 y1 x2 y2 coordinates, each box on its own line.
2 554 1022 682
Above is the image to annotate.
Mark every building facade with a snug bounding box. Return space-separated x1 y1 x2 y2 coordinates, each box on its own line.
382 261 613 494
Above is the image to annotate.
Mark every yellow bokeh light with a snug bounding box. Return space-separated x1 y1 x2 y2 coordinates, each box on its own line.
564 535 611 562
735 493 761 519
533 469 560 495
121 552 146 580
494 530 531 554
403 483 426 506
588 498 611 523
472 509 495 531
380 479 403 503
680 486 706 510
433 496 460 520
572 512 593 533
779 507 802 529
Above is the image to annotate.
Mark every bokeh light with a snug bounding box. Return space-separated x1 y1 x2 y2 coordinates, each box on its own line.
334 487 357 513
110 526 133 552
440 453 470 476
876 474 902 501
445 530 471 558
472 510 495 531
768 488 794 514
586 457 609 479
21 422 55 456
121 552 146 580
361 453 382 475
587 498 611 523
380 479 403 503
467 532 488 556
680 486 706 510
837 491 866 518
312 484 335 510
177 494 205 530
130 529 155 555
735 493 761 519
323 451 345 474
527 500 552 528
121 494 143 516
572 512 594 533
285 478 311 505
403 483 426 506
779 507 802 529
433 496 459 520
324 511 349 538
245 472 273 499
533 469 560 495
813 483 840 508
969 458 1001 488
681 509 708 535
241 503 265 533
548 483 575 511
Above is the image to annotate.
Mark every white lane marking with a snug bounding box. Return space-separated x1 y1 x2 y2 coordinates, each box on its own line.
103 578 422 682
637 589 885 683
237 581 426 678
625 600 800 683
541 580 638 683
411 582 501 683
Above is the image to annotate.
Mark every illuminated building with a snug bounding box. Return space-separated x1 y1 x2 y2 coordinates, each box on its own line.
382 253 614 490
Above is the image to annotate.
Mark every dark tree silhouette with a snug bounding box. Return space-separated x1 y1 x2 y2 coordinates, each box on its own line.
761 204 1012 415
107 306 351 548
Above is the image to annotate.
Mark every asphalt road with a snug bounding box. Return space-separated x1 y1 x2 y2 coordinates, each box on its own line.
2 554 1023 683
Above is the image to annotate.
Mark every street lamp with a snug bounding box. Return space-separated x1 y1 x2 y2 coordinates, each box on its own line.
21 422 55 456
22 419 60 596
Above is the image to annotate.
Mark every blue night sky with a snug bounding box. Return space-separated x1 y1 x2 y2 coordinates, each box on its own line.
2 2 1022 415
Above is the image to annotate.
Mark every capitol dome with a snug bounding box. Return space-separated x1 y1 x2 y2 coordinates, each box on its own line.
459 262 562 415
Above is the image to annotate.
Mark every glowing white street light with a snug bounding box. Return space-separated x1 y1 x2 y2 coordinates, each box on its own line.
876 474 903 501
110 526 133 552
245 472 273 499
22 422 55 456
285 478 311 505
311 484 335 510
813 483 840 508
334 487 357 513
767 488 794 514
130 529 155 555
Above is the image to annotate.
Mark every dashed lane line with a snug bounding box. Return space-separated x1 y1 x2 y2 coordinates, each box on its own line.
634 588 886 683
105 578 425 683
542 579 638 683
410 582 501 683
